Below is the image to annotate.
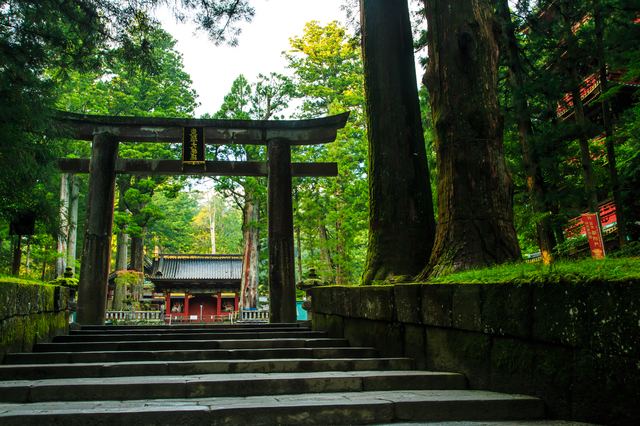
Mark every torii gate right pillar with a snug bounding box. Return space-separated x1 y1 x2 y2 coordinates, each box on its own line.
267 138 297 323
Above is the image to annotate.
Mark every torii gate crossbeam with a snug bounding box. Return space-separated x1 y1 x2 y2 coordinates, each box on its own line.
57 111 349 325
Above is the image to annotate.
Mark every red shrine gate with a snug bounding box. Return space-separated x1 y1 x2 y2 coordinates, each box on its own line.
58 111 349 324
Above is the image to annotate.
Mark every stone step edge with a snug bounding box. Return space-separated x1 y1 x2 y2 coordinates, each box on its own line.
58 332 326 342
0 390 545 425
34 337 348 352
3 347 379 365
0 371 469 403
0 357 415 380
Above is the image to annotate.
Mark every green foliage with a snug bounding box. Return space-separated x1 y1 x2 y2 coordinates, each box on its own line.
428 258 640 284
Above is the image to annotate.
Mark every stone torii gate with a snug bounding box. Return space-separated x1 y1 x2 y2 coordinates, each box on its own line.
57 111 349 325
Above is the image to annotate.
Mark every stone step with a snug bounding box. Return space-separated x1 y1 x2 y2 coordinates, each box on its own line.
57 330 327 342
71 325 309 334
0 357 414 381
0 371 468 403
373 422 599 426
0 390 545 425
80 323 303 331
2 346 380 365
32 337 348 353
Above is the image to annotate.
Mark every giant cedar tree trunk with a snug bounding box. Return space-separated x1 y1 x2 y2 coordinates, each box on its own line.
594 2 626 246
56 173 69 277
113 186 128 311
68 174 80 272
419 0 521 278
497 0 556 260
241 195 259 310
130 228 144 302
359 0 436 285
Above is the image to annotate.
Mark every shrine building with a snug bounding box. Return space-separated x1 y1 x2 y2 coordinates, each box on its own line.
149 253 242 323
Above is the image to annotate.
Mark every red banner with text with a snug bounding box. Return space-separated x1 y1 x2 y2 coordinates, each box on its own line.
581 214 605 259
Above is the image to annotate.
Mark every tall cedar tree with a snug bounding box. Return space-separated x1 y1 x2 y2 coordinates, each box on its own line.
419 0 521 278
359 0 435 284
497 0 556 260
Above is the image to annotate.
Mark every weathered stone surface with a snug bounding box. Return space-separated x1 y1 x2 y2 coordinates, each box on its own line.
348 286 362 318
0 316 25 361
482 283 533 339
0 283 17 319
490 337 573 419
344 318 377 350
360 286 395 322
309 286 334 315
452 284 482 332
426 327 491 390
572 350 640 426
317 314 344 339
421 284 452 327
533 281 591 348
403 324 426 370
589 280 640 358
331 286 353 318
16 283 39 316
394 284 421 324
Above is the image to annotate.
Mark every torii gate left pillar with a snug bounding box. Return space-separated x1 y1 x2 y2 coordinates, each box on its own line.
76 132 119 325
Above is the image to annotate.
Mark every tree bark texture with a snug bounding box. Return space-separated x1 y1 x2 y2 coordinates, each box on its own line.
359 0 436 284
594 2 626 246
318 224 333 283
113 187 128 311
419 0 521 278
241 196 260 310
77 132 119 325
497 0 556 260
130 234 144 301
267 138 296 323
68 174 80 272
56 173 69 277
12 236 21 276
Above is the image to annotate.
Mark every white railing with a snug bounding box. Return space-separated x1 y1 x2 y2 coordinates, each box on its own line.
106 310 162 320
239 309 270 322
166 313 238 324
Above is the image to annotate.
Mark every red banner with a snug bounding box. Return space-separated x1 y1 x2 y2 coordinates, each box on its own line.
581 214 605 259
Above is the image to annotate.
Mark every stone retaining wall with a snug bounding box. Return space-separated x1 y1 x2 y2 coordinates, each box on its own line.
309 281 640 426
0 281 71 363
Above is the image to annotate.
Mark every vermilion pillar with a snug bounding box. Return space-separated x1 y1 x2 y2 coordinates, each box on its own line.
165 292 171 323
76 132 119 325
184 293 190 321
216 295 222 316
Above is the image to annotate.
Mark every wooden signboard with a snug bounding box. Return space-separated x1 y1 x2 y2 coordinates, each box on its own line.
581 214 605 259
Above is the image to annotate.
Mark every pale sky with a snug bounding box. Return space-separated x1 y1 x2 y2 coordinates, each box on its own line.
157 0 349 117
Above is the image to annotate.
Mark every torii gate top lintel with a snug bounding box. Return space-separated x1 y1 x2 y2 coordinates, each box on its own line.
57 110 350 145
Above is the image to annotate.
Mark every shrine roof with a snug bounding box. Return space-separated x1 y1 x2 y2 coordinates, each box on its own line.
150 254 242 282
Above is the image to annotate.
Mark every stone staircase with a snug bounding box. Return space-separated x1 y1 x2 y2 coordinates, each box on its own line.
0 323 586 425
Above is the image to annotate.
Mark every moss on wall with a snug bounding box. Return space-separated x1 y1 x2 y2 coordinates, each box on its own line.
0 281 70 362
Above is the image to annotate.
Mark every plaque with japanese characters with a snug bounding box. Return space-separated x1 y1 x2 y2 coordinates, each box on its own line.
182 127 205 166
581 213 606 259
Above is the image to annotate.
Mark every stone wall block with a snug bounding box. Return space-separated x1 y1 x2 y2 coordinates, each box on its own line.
40 285 55 312
323 314 344 338
482 283 533 339
360 286 395 322
348 286 362 318
344 317 377 349
332 286 352 317
373 321 403 358
0 316 24 362
394 284 421 324
421 284 452 327
533 281 590 347
403 324 426 369
572 349 640 426
0 283 17 319
309 286 334 315
16 283 38 316
54 286 70 312
490 337 573 419
425 326 491 390
452 284 482 331
589 280 640 358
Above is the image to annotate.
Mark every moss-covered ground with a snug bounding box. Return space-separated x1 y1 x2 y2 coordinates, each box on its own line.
427 257 640 284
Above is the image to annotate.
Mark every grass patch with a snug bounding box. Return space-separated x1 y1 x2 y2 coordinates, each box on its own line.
428 257 640 284
0 275 52 286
